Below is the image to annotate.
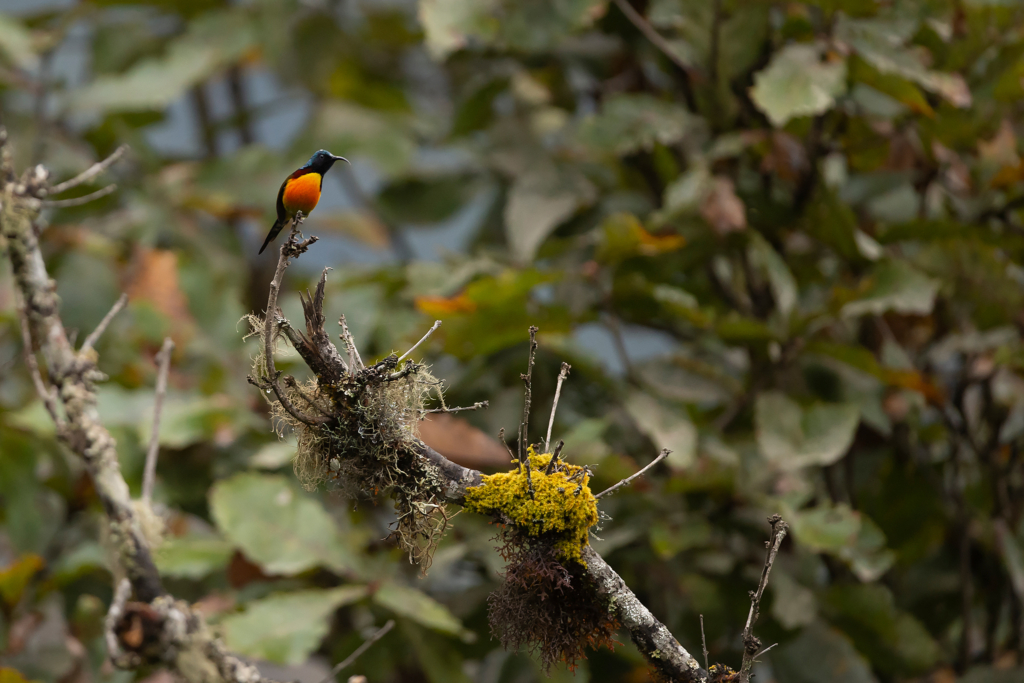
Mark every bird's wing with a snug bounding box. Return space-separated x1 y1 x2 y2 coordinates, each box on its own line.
275 177 289 222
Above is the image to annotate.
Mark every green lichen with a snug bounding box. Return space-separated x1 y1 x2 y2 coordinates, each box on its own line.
464 447 598 565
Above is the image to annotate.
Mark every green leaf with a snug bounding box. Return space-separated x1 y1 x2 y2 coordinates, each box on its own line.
771 571 817 630
505 166 595 263
577 94 696 156
154 535 233 579
67 10 256 113
841 260 939 318
747 232 798 318
771 622 878 683
210 473 359 576
220 586 368 664
836 16 970 107
755 392 860 470
624 390 697 469
821 584 939 675
418 0 499 60
0 13 37 70
373 583 464 636
789 503 862 554
749 43 847 127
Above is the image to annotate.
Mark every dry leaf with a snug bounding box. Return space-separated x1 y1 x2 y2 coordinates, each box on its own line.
125 247 195 337
700 176 747 235
418 413 511 470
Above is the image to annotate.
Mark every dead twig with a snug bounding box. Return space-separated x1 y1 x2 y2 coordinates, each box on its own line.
339 314 363 371
700 614 709 671
545 439 565 475
544 362 571 452
399 320 441 363
421 401 488 414
16 301 63 429
43 184 117 208
262 214 328 427
142 338 174 505
49 144 128 195
738 515 788 683
519 326 539 464
317 620 395 683
611 0 692 82
81 293 128 354
595 448 669 499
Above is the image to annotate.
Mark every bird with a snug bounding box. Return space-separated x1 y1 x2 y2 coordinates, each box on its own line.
259 149 349 255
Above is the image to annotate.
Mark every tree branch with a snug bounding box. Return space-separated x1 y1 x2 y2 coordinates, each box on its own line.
48 144 128 195
142 337 174 505
1 137 281 683
595 448 669 499
738 514 788 682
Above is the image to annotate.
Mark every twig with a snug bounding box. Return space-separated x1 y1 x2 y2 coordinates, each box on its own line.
142 337 174 505
519 326 538 464
738 515 788 683
700 614 709 671
421 401 488 414
43 184 117 208
49 145 128 195
545 439 564 475
595 448 669 499
544 362 571 452
104 578 136 668
284 375 333 416
611 0 695 90
263 216 328 426
498 428 519 470
16 301 63 428
317 620 395 683
753 643 778 660
339 314 363 371
398 320 441 363
81 293 128 354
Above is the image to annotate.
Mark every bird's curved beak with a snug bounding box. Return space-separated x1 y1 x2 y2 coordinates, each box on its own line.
331 154 350 164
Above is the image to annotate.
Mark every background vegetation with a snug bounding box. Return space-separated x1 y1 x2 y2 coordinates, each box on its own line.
1 0 1024 681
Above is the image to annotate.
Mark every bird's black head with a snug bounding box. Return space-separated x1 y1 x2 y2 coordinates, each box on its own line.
305 149 349 174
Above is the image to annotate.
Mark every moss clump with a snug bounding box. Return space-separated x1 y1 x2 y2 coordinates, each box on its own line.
467 447 615 672
246 313 451 570
464 448 598 566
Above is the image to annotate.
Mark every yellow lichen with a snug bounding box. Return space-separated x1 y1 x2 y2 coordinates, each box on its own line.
464 447 598 566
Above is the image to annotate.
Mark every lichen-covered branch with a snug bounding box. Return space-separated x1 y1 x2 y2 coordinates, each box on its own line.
0 135 280 683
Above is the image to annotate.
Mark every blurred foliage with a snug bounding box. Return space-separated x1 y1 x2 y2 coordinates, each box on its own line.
1 0 1024 682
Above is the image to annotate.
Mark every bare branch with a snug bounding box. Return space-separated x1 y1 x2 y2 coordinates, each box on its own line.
595 448 669 499
339 314 363 370
519 326 538 463
317 620 395 683
142 337 174 505
738 515 788 683
610 0 690 79
700 614 709 671
262 213 327 427
49 144 128 195
545 439 564 475
43 183 117 208
104 579 136 668
422 401 488 414
544 362 571 452
399 320 441 363
16 300 63 429
81 293 128 354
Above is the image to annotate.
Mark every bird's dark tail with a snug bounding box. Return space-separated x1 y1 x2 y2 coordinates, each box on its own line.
258 219 285 255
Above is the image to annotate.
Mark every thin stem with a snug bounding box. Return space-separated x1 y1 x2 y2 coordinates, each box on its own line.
317 620 395 683
80 293 128 353
738 515 788 683
398 320 441 362
49 145 128 195
611 0 697 110
700 614 709 671
544 362 571 452
16 301 63 429
545 439 565 475
422 401 488 414
43 184 117 208
142 337 174 505
339 314 363 371
519 326 538 463
596 449 669 499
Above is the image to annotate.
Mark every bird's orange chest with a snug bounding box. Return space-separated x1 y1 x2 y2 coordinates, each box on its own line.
282 172 323 215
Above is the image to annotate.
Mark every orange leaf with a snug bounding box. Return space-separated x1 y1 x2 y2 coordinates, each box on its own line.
415 293 477 316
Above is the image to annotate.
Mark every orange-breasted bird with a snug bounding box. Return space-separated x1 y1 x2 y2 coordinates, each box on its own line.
259 149 349 255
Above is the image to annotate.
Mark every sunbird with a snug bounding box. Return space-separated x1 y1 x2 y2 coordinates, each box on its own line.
259 149 349 255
